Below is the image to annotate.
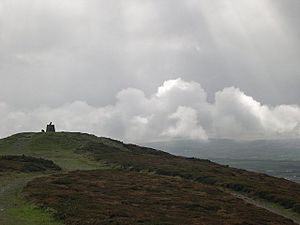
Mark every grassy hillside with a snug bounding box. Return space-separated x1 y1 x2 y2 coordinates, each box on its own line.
0 132 114 170
1 132 300 225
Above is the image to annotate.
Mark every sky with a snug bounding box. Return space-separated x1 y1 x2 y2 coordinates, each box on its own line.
0 0 300 142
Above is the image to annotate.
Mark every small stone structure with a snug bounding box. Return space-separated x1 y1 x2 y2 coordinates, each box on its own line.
46 122 56 132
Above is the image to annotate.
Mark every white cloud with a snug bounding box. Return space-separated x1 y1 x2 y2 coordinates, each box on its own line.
1 78 300 142
163 106 208 140
212 87 300 139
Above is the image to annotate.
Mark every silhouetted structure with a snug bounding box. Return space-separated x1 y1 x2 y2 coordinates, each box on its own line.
46 122 55 132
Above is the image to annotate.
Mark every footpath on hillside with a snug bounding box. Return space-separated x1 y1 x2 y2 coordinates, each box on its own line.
228 190 300 225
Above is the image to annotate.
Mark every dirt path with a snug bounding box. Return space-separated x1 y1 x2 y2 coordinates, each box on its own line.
229 191 300 225
0 174 33 209
0 174 36 224
0 173 63 225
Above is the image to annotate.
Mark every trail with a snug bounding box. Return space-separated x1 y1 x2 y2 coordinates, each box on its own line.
229 191 300 225
0 173 50 225
0 174 33 209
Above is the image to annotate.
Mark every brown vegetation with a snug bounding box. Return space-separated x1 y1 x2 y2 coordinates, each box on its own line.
0 155 61 173
77 141 300 214
24 170 297 225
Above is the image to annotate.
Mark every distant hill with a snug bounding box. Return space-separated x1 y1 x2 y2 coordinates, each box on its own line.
142 138 300 160
1 132 300 225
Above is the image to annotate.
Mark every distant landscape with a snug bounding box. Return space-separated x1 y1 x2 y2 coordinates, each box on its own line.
213 159 300 183
144 139 300 183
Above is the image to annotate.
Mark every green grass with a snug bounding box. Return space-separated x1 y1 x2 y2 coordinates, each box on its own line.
4 202 65 225
0 172 65 225
0 132 111 171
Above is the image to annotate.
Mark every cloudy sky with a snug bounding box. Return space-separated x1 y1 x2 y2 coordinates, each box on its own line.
0 0 300 142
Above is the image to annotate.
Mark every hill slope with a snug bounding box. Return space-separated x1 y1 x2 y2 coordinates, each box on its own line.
24 170 296 225
1 132 300 225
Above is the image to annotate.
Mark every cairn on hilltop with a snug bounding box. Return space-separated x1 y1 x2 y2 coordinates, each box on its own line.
45 122 56 132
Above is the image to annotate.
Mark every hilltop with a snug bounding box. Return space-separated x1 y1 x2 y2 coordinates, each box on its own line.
0 132 115 171
1 132 300 225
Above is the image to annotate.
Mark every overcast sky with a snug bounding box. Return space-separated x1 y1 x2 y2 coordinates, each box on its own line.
0 0 300 142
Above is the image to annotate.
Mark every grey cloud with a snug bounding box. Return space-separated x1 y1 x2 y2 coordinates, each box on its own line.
1 0 300 108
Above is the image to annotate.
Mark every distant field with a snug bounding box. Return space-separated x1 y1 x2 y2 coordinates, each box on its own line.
213 159 300 183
